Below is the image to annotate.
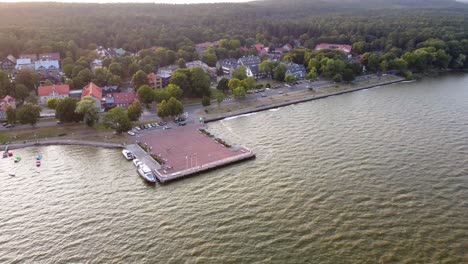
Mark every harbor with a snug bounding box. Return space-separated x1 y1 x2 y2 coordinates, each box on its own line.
125 124 255 183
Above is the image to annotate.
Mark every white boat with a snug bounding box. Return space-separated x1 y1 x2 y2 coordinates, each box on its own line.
137 164 156 183
122 149 134 160
133 159 143 167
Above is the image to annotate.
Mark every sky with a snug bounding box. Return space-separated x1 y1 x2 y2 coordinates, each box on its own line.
0 0 254 3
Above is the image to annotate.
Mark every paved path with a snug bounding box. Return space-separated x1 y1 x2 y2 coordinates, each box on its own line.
0 139 123 151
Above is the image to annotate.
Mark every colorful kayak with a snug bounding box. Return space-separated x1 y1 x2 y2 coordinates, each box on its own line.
14 157 21 163
36 160 41 167
36 154 43 160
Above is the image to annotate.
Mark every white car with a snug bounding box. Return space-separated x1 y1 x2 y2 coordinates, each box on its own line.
127 131 136 136
134 127 141 131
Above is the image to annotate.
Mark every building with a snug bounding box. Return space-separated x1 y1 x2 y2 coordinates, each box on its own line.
102 86 120 95
16 58 34 71
82 82 103 110
239 56 267 79
39 53 61 61
148 72 163 89
37 84 70 104
0 95 15 121
254 43 268 55
69 90 82 99
90 59 103 72
0 55 16 72
18 54 38 62
284 62 307 80
112 92 137 108
315 43 352 54
186 60 217 78
216 59 240 77
239 55 262 67
34 60 60 80
156 69 172 87
195 41 219 57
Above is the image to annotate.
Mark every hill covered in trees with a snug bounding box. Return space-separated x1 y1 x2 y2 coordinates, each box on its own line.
0 0 466 56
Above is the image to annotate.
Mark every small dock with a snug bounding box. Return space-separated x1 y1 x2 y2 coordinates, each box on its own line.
126 125 255 183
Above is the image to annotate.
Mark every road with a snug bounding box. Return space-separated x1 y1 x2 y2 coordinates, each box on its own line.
1 74 385 131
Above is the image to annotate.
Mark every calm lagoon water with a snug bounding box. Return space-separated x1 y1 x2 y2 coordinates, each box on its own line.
1 74 467 263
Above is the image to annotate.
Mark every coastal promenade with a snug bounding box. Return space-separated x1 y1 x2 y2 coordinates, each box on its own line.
203 77 406 123
0 139 123 151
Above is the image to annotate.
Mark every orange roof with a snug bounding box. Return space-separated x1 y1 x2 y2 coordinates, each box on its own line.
38 85 70 97
82 82 103 99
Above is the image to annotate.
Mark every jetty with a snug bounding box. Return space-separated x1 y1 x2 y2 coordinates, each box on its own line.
0 139 123 151
126 125 255 183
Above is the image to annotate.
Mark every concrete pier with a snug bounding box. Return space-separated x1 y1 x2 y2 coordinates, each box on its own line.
127 125 255 183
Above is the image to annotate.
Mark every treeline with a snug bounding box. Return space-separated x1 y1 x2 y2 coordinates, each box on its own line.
0 1 467 57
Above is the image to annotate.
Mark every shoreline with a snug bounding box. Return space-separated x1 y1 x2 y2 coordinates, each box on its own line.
1 139 123 151
202 77 406 123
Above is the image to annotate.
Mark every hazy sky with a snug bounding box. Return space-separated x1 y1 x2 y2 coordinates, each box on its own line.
0 0 254 3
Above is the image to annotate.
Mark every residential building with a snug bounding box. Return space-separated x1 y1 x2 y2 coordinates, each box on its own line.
82 82 103 110
0 95 15 121
69 90 82 99
148 72 163 89
315 43 352 54
239 56 267 79
18 54 38 62
284 62 307 79
216 59 240 77
186 60 217 78
156 69 173 87
16 58 34 71
239 55 262 67
90 59 103 72
37 84 70 104
254 43 268 55
112 92 137 108
39 53 61 61
102 86 120 95
195 41 219 57
34 60 60 80
0 55 16 72
115 48 126 57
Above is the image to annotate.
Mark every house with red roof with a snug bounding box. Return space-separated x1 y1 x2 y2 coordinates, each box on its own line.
38 84 70 104
113 92 137 108
82 82 103 110
0 95 15 121
314 43 352 54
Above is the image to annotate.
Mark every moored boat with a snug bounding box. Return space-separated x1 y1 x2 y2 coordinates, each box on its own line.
122 149 134 160
36 154 43 160
137 164 156 183
133 158 143 167
14 156 21 163
36 160 41 167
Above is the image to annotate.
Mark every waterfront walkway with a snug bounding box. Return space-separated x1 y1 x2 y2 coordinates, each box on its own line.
0 139 123 150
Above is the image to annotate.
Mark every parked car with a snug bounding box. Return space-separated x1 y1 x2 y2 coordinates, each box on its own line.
278 91 284 94
163 125 172 130
127 131 136 136
5 124 12 128
261 93 267 97
134 127 141 131
178 122 186 126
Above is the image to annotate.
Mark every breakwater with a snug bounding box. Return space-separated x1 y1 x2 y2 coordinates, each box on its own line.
0 139 123 151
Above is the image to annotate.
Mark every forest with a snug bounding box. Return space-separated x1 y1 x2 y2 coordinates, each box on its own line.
0 0 467 100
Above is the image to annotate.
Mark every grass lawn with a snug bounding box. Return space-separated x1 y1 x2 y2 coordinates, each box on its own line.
255 79 283 87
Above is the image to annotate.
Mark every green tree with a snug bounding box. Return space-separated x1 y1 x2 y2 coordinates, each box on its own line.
233 65 247 80
167 97 184 117
228 78 242 92
5 105 16 124
190 67 210 97
153 89 170 103
284 74 297 84
216 92 225 106
76 96 99 126
46 98 60 109
108 62 123 77
342 69 355 83
131 70 149 90
177 58 187 68
157 99 169 118
233 87 246 99
128 62 141 76
25 91 39 104
166 84 183 100
56 97 82 122
127 99 143 121
242 77 256 90
217 78 229 92
63 64 74 78
14 84 30 101
201 96 211 106
74 68 94 89
103 107 132 133
16 70 40 90
170 69 191 95
137 84 154 105
306 67 317 79
333 74 343 83
16 104 40 127
0 70 11 97
273 63 287 82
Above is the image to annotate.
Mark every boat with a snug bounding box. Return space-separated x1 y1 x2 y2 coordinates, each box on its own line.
36 154 43 160
36 160 41 167
137 164 156 183
133 158 143 167
8 151 13 157
9 172 15 176
14 156 21 163
122 149 134 160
